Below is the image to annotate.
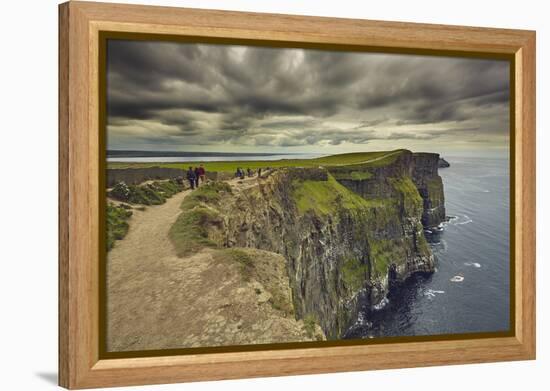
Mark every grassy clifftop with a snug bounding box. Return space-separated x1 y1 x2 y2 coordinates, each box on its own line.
108 149 406 172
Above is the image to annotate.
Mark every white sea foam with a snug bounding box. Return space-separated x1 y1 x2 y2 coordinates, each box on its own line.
465 262 482 268
453 214 473 225
450 275 465 282
424 289 445 298
373 297 389 310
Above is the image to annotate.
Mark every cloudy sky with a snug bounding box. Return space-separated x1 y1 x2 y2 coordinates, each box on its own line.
106 40 510 155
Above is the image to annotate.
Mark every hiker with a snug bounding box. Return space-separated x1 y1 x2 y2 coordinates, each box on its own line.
235 167 243 179
198 164 206 183
186 166 196 189
194 167 200 188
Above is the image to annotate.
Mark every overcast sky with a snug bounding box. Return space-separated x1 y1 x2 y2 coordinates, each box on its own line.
106 40 510 155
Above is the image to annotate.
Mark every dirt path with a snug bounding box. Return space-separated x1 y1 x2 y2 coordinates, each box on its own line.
106 176 316 352
106 188 191 350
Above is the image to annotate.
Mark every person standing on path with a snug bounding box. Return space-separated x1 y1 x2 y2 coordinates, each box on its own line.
194 167 200 188
198 164 206 183
186 166 196 189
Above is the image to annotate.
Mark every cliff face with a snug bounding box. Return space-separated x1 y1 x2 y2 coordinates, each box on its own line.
205 150 445 339
411 153 446 228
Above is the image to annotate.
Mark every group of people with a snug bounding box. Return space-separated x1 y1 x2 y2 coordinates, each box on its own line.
184 164 269 190
235 167 263 179
186 164 206 189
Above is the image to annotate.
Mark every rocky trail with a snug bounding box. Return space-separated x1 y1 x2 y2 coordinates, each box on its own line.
106 174 316 352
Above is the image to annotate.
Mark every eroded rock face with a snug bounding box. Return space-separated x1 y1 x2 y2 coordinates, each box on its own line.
206 150 445 339
438 157 451 168
412 153 446 228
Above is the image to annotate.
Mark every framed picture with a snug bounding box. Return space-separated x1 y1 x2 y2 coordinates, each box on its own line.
59 1 536 389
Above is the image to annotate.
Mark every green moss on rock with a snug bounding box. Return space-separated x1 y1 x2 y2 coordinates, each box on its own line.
342 258 368 292
389 176 423 215
368 239 406 278
331 170 373 181
292 173 385 216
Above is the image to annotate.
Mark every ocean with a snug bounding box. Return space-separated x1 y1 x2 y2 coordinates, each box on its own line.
345 156 511 338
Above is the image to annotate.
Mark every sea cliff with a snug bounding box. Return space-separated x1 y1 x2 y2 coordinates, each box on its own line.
172 150 445 339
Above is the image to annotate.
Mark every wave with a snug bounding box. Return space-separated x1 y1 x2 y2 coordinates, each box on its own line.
424 289 445 298
373 297 389 311
445 214 473 226
464 262 482 268
450 275 464 282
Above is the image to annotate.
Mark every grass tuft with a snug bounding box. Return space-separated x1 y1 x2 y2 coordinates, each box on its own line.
169 181 232 257
106 203 133 251
180 181 232 210
169 206 221 256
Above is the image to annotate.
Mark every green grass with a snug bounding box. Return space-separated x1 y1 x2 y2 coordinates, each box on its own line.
169 181 232 256
108 150 406 173
292 174 388 216
109 180 184 205
389 176 423 214
331 170 373 181
368 239 407 277
341 258 368 292
179 181 232 210
106 203 133 250
169 206 221 256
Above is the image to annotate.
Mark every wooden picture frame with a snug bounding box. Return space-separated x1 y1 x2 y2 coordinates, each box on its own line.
59 1 536 389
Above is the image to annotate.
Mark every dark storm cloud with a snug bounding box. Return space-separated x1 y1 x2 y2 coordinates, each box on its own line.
106 40 510 150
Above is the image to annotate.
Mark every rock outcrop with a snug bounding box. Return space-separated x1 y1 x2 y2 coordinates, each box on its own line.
438 157 450 168
412 153 446 228
199 150 445 339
